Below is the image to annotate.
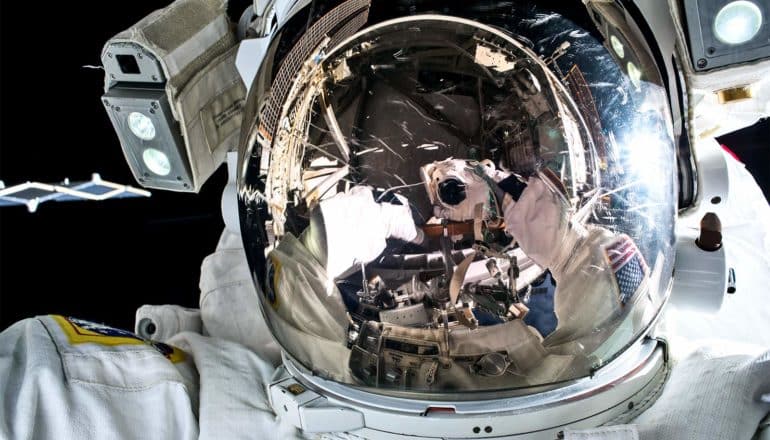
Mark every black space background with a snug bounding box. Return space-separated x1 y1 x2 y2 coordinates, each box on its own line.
0 2 767 332
0 2 228 332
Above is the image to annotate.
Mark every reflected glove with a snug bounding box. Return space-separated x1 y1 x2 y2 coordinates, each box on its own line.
502 174 571 271
315 186 422 279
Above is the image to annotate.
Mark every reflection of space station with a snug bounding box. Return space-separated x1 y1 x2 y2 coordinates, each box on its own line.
233 11 674 405
250 15 600 392
258 18 600 238
560 65 624 233
255 0 372 152
562 66 608 165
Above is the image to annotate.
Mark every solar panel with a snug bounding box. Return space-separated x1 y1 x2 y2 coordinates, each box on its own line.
0 174 150 212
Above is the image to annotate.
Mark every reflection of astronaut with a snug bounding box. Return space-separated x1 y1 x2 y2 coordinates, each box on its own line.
499 170 650 353
265 158 650 388
423 158 650 350
420 158 650 352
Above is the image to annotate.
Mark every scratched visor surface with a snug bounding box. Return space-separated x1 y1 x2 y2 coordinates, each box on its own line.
239 9 676 396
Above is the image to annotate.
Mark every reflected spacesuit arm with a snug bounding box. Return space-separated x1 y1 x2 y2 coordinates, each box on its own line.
502 175 642 354
300 186 423 279
264 187 423 380
269 186 424 335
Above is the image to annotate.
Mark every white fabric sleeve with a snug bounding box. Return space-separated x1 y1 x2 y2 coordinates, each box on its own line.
268 234 350 344
502 175 607 347
502 175 572 271
167 332 305 440
540 228 630 352
633 344 770 440
319 186 386 279
319 186 420 279
199 229 283 366
0 316 198 440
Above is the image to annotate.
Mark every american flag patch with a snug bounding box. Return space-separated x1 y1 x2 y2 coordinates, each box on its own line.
604 235 648 306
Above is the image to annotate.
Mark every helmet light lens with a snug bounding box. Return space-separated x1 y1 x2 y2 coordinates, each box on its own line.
714 1 763 45
142 148 171 176
128 112 157 141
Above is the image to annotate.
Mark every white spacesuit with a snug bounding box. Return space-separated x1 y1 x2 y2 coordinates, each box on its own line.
2 151 769 440
4 0 770 437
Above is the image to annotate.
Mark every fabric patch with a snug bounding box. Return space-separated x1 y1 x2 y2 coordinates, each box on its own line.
265 255 281 308
52 315 185 363
564 424 639 440
604 236 648 306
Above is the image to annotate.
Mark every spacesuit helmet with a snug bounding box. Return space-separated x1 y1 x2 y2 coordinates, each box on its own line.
238 2 677 396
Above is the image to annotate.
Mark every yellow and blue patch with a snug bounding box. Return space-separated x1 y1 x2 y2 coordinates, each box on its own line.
265 254 281 308
52 315 185 363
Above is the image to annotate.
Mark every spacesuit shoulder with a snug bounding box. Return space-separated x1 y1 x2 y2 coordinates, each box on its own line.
267 234 349 343
0 316 198 438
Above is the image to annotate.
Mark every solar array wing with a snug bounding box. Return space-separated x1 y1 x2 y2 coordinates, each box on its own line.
0 174 150 212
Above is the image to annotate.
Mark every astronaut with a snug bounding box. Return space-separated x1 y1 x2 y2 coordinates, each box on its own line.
2 0 770 438
2 153 769 440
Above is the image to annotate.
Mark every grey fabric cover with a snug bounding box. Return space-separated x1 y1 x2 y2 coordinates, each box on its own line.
103 0 246 192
